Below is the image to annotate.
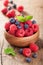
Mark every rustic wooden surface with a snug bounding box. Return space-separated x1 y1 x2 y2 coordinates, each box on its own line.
0 0 43 65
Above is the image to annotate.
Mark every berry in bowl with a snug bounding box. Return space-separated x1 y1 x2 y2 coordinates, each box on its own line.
4 15 39 47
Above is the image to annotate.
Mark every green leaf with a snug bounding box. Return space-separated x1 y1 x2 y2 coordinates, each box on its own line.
16 16 25 22
25 15 33 21
4 48 16 56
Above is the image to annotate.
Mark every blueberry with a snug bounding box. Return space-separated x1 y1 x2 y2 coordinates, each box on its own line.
32 53 37 58
15 21 20 25
24 24 29 29
9 0 13 4
17 25 22 29
10 18 16 24
19 49 23 54
7 6 12 10
13 3 17 9
26 58 31 63
32 20 36 24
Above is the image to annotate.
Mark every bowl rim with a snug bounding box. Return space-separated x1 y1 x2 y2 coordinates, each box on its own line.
4 29 39 39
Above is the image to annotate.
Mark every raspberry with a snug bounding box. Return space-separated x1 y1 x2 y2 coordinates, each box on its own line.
6 9 16 18
32 24 39 33
4 22 11 31
9 24 17 35
20 23 24 28
4 0 9 7
25 28 33 36
1 7 8 14
26 20 32 27
17 6 24 12
30 43 39 52
16 29 25 37
23 48 31 57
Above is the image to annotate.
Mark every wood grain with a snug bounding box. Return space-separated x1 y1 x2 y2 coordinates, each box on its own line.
0 0 43 65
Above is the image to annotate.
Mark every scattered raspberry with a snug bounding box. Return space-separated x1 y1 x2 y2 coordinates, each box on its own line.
26 20 32 27
23 48 31 57
1 7 8 14
4 22 11 31
30 43 39 52
4 0 9 7
9 24 17 35
6 9 16 18
16 29 25 37
32 24 39 33
17 6 24 12
25 28 33 36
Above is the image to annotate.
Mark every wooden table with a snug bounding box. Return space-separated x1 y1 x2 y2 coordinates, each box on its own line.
0 0 43 65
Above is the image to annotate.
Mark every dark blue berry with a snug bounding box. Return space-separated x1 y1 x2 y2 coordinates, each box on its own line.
26 58 31 63
13 4 17 9
7 6 12 10
17 25 22 29
24 24 29 29
19 49 23 54
15 21 20 25
10 18 16 24
32 20 36 24
9 0 13 4
32 53 37 58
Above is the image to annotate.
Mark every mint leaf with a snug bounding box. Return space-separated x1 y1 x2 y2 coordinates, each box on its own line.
16 16 25 22
4 48 16 56
25 15 33 21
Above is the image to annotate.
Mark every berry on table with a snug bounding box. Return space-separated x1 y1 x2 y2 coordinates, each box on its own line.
32 20 36 24
17 25 22 29
19 49 23 54
6 9 16 18
32 24 39 33
1 7 8 14
12 3 17 9
23 48 31 57
30 43 39 52
9 24 17 35
16 29 25 37
5 22 11 31
9 0 13 4
15 21 20 25
25 28 33 36
7 6 12 10
4 0 9 7
24 23 29 29
17 6 24 12
26 58 31 63
32 53 37 58
10 18 16 24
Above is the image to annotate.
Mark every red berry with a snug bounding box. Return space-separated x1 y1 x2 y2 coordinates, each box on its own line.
5 22 11 31
4 0 9 7
32 24 39 33
6 9 16 18
20 23 24 28
23 48 31 57
26 20 32 27
17 6 24 12
1 7 8 14
9 24 17 35
25 28 33 36
30 43 39 52
16 29 25 37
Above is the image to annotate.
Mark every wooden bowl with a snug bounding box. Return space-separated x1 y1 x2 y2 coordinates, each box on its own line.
4 30 39 47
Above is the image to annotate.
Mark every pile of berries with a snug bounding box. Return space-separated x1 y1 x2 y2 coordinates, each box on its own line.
1 0 24 18
19 43 39 63
4 15 39 37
